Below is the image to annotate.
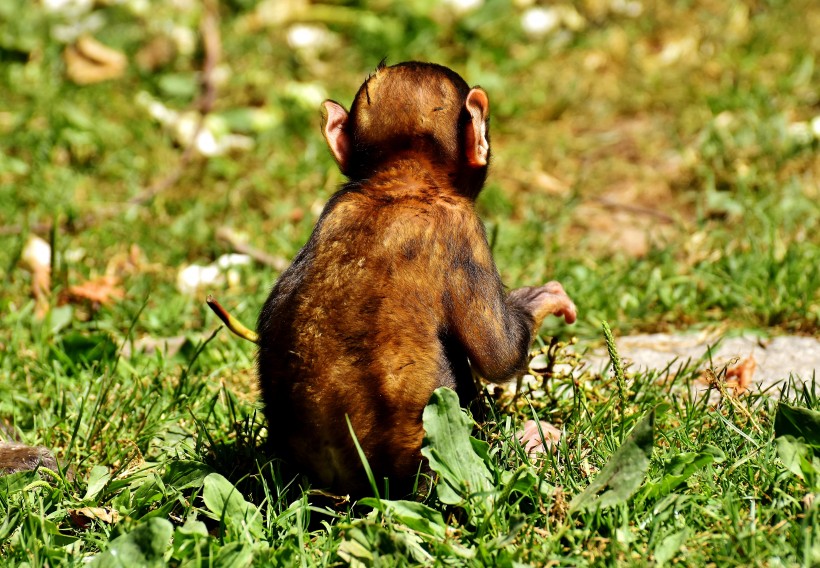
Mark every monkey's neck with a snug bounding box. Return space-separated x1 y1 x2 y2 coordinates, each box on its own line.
365 154 469 199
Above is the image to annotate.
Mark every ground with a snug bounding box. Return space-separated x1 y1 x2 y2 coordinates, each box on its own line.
0 0 818 565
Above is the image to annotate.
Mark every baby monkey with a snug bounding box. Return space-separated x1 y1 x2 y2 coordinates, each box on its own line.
257 61 576 496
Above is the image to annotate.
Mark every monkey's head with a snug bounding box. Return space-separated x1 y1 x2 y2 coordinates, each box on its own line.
321 61 490 197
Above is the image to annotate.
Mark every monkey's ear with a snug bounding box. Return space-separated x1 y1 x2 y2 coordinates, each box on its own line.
321 100 352 173
464 88 489 168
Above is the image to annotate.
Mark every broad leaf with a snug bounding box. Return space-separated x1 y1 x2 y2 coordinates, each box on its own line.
202 473 263 539
654 528 688 566
570 410 655 513
359 498 446 539
641 444 725 501
774 403 820 449
84 465 111 501
164 460 214 491
775 435 820 486
90 518 173 567
421 387 493 506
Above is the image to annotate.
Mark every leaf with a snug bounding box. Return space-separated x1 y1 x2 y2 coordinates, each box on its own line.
84 465 111 501
202 473 263 539
723 356 756 393
177 518 209 538
164 460 214 491
90 518 173 567
569 410 655 513
64 36 127 85
774 403 820 449
641 444 725 501
421 387 493 506
0 470 39 497
47 305 74 335
64 275 124 306
337 521 434 565
654 528 688 566
359 498 446 539
775 436 819 483
68 507 120 528
213 542 255 568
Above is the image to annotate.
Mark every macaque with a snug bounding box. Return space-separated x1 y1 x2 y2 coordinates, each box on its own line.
257 61 576 496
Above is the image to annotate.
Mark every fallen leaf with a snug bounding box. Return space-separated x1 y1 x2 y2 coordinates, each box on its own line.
518 420 562 456
64 35 127 85
135 35 176 71
724 355 756 393
64 275 124 306
69 507 120 529
105 244 146 278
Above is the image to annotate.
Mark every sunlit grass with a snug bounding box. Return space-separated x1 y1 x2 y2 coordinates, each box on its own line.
1 0 818 565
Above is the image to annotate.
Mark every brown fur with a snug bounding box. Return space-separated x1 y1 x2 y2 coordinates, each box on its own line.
257 62 576 496
0 443 58 475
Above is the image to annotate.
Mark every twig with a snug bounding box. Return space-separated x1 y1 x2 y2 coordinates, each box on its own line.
206 295 259 344
216 227 289 271
129 0 222 206
592 196 675 223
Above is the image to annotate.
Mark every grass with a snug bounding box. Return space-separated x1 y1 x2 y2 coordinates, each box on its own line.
1 0 819 565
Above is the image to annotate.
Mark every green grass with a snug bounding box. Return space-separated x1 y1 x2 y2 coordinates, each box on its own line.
1 0 819 565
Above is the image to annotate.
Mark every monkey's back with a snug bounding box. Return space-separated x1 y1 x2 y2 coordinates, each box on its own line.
257 169 484 493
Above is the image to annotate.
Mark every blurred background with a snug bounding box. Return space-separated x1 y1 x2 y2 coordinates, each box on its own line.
1 0 818 341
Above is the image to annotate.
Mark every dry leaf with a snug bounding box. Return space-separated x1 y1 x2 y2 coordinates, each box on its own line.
724 355 756 394
135 35 176 71
105 244 146 278
64 275 124 306
64 36 127 85
517 419 562 456
68 507 120 528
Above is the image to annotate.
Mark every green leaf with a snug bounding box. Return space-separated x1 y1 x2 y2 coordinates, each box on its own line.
775 435 820 485
421 387 493 506
84 465 111 501
213 542 255 568
172 518 212 565
157 73 198 99
570 410 655 513
654 528 688 566
164 460 214 491
774 403 820 449
337 520 434 565
359 498 447 539
202 473 263 539
177 518 208 538
90 518 173 567
47 304 73 335
642 444 725 501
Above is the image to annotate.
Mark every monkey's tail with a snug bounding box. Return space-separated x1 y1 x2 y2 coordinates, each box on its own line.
206 295 259 344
